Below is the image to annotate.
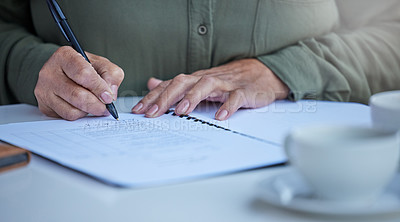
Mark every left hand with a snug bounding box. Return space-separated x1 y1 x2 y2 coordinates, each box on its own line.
131 59 289 120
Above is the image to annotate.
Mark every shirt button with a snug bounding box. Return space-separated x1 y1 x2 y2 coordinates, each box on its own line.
198 25 208 35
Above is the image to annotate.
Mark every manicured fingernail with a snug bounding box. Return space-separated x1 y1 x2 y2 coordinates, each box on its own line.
146 104 159 116
100 91 113 104
176 100 189 114
132 103 143 113
216 110 228 120
111 85 118 101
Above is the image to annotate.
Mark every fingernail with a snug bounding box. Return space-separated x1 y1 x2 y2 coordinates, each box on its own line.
100 91 113 104
146 104 158 116
176 100 189 114
111 85 118 101
103 110 110 116
132 103 143 113
216 109 228 120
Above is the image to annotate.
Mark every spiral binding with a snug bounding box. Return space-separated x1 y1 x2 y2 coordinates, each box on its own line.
165 109 280 146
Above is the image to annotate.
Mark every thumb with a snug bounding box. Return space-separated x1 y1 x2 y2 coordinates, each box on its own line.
147 77 163 90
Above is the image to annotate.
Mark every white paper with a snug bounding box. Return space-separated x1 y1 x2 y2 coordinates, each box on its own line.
0 112 285 187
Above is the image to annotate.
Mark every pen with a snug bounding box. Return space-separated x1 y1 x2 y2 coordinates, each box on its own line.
46 0 119 120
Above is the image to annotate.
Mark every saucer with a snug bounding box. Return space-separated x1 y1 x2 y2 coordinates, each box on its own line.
257 170 400 216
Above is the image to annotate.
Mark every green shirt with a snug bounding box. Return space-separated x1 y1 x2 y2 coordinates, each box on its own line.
1 0 399 105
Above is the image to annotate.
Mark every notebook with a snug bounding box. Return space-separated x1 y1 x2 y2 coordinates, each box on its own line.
0 100 370 187
0 142 31 173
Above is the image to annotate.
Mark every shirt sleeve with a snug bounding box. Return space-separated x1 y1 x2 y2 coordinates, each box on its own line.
0 0 58 105
257 0 400 104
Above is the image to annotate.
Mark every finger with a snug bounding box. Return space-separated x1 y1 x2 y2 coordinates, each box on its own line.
147 77 163 90
88 53 125 100
37 100 61 119
145 74 200 118
215 89 246 121
56 46 114 105
47 93 88 121
54 74 107 116
175 76 225 115
131 79 172 114
35 78 62 119
131 77 165 113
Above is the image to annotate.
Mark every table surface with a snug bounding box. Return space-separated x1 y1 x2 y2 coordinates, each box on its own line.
0 97 399 222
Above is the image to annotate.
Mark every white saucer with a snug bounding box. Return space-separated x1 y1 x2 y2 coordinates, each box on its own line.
257 170 400 216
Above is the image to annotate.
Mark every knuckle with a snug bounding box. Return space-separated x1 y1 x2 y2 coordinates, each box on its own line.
173 74 188 84
193 70 206 76
70 88 87 99
159 81 169 88
96 55 110 62
55 46 68 56
38 68 46 77
34 83 41 94
117 67 125 80
71 52 84 64
78 66 93 79
75 67 96 85
34 87 42 99
54 46 72 60
59 46 71 53
39 60 56 78
102 57 110 62
112 66 125 82
200 76 216 85
40 60 51 72
38 70 53 84
34 85 50 102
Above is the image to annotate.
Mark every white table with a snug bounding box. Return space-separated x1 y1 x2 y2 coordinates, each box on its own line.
0 97 398 222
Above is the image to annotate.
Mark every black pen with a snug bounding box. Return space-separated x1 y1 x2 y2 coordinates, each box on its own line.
46 0 119 120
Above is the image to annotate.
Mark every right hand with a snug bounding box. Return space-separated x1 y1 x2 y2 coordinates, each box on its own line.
34 46 124 120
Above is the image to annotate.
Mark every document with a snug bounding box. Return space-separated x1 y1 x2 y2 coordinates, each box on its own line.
0 100 370 187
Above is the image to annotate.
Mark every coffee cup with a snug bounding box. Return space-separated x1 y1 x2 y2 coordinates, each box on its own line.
285 125 399 205
370 90 400 133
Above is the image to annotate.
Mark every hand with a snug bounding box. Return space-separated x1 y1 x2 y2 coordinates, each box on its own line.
34 46 124 120
132 59 289 120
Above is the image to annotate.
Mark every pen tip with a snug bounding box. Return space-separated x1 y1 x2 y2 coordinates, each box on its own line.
116 118 119 121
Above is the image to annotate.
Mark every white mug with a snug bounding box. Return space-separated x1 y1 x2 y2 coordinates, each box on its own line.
370 90 400 133
285 125 399 205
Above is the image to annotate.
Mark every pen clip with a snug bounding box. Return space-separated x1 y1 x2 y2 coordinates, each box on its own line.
46 0 70 42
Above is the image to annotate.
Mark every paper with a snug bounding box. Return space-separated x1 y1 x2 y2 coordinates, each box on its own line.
0 112 285 187
0 100 370 187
